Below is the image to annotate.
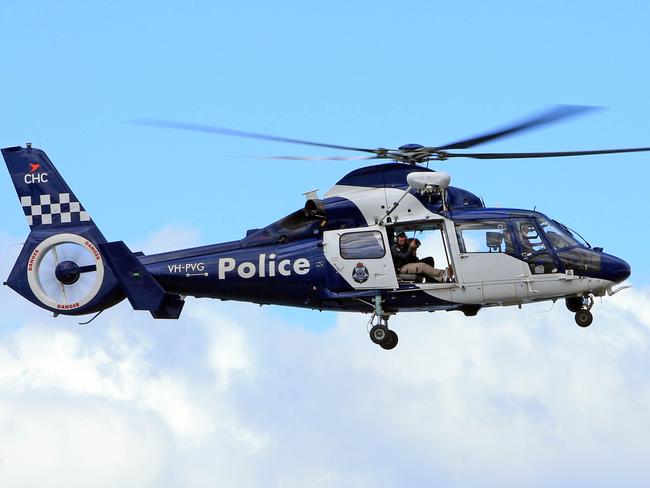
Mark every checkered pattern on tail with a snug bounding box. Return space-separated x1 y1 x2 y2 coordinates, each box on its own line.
20 193 91 227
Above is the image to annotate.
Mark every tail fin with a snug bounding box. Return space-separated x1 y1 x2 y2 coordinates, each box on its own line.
2 145 124 315
2 145 97 230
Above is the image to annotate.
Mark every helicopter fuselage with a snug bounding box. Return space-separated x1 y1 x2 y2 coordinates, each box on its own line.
139 163 630 316
7 105 643 347
140 212 626 315
2 147 632 348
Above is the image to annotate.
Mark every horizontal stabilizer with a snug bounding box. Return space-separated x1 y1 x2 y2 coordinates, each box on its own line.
99 241 184 319
151 294 185 319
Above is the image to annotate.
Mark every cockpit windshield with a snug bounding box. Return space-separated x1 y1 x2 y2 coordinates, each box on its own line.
537 218 582 250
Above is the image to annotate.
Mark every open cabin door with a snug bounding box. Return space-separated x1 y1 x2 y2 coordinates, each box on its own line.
323 226 398 290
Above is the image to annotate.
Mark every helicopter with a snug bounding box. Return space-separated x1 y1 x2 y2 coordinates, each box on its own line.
2 106 645 350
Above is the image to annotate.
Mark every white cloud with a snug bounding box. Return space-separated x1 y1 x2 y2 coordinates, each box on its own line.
192 305 256 391
2 228 650 487
0 396 169 488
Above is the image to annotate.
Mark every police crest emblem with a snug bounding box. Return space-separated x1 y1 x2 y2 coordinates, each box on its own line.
352 262 369 284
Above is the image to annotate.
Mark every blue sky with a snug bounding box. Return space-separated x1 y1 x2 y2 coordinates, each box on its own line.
1 1 649 270
1 1 650 486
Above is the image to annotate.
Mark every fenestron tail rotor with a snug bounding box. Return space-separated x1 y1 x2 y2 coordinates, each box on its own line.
128 105 650 165
27 234 105 311
37 241 99 306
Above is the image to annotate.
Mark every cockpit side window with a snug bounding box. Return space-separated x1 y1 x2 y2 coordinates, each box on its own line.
535 219 599 274
537 219 580 250
455 220 515 254
512 218 557 274
515 220 547 254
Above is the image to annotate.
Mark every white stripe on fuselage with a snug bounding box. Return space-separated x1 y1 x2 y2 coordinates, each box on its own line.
420 276 613 306
325 185 441 225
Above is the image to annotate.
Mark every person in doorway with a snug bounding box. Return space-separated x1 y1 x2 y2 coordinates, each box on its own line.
391 231 416 269
400 238 447 283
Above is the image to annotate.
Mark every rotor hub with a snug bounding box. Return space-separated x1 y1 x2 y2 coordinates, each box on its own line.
55 260 81 285
398 143 424 151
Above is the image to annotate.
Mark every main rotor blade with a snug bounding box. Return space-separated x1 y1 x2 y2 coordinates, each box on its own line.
129 119 382 154
444 146 650 159
256 155 380 161
435 105 601 150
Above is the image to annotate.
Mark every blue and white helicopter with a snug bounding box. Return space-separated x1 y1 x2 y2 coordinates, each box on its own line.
3 106 645 349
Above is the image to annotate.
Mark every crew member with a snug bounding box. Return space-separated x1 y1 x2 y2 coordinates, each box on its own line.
391 231 416 269
399 238 447 283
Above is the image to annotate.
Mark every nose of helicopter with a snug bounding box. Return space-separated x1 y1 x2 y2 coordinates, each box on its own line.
602 254 631 283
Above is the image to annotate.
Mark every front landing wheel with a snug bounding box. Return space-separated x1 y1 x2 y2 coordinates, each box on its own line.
575 309 593 328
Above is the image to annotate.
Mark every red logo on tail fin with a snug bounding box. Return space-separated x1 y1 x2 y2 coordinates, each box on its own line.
29 163 40 173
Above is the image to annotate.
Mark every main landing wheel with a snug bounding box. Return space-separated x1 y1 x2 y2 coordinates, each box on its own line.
575 309 593 328
380 330 399 350
370 324 389 345
369 324 399 350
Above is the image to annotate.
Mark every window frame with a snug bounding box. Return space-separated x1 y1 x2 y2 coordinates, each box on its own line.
339 230 387 260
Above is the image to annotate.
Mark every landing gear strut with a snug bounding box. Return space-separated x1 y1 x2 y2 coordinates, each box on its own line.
369 294 398 350
565 296 583 313
573 295 594 328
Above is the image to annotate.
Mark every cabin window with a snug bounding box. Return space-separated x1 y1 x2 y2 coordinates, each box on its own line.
340 231 386 259
455 220 515 254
